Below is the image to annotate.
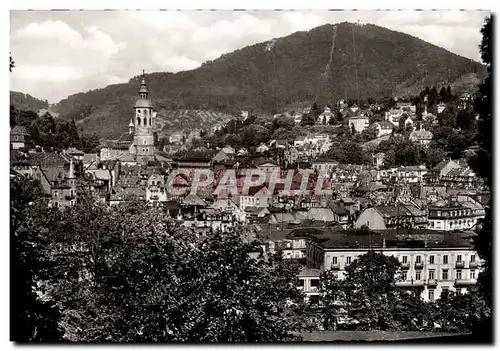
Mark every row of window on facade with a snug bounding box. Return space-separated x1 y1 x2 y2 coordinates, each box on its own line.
400 253 476 265
429 219 474 228
53 189 75 198
401 268 476 281
329 253 476 266
429 209 476 217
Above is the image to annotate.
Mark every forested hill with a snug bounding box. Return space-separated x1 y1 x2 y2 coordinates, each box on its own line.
51 22 485 139
10 91 49 112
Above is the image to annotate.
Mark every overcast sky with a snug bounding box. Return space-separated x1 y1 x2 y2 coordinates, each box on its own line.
10 10 489 103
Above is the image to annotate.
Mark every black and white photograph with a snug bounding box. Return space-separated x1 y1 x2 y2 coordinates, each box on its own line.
8 6 493 344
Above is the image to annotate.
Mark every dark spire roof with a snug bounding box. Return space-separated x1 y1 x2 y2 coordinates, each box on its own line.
139 70 149 96
135 70 153 108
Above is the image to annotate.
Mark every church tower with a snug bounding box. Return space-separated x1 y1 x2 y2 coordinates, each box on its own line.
133 71 155 164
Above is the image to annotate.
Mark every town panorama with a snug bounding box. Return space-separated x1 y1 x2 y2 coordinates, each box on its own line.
10 10 493 343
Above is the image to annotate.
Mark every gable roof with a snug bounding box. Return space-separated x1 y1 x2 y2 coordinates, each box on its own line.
374 121 394 130
117 132 134 143
432 159 458 171
27 152 69 167
183 194 207 207
83 153 99 164
11 125 29 136
307 208 335 222
66 147 84 155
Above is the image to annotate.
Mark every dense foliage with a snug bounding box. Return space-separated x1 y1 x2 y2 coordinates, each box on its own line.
10 105 100 152
12 185 314 342
11 177 63 342
467 15 492 342
319 251 489 333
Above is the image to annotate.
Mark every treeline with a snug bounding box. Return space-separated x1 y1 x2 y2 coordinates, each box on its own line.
10 91 49 112
10 106 99 153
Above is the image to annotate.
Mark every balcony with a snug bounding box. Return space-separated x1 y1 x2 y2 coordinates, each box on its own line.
427 279 438 287
401 262 410 270
469 261 478 268
331 263 341 270
414 262 424 270
455 261 465 268
396 280 425 288
454 279 475 286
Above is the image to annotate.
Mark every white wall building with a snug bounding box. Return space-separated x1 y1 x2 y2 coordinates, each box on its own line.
306 231 480 302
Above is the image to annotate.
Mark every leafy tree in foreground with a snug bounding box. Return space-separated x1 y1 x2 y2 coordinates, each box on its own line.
40 196 310 342
468 15 492 342
432 288 490 333
319 251 430 331
10 176 63 342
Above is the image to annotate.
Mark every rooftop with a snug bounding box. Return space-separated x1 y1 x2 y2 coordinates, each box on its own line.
313 228 474 250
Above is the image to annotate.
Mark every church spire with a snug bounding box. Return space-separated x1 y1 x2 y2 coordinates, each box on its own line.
139 69 149 98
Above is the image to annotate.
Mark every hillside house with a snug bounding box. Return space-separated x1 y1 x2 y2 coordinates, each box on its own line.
371 121 394 138
409 127 433 146
396 102 416 113
294 113 303 125
10 125 31 150
318 106 335 124
211 123 223 134
348 116 369 133
169 131 186 145
385 108 404 126
65 147 85 161
437 103 447 114
256 143 269 154
428 159 462 183
294 136 306 148
350 104 360 113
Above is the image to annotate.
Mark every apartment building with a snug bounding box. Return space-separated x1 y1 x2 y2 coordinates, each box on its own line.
306 229 480 302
